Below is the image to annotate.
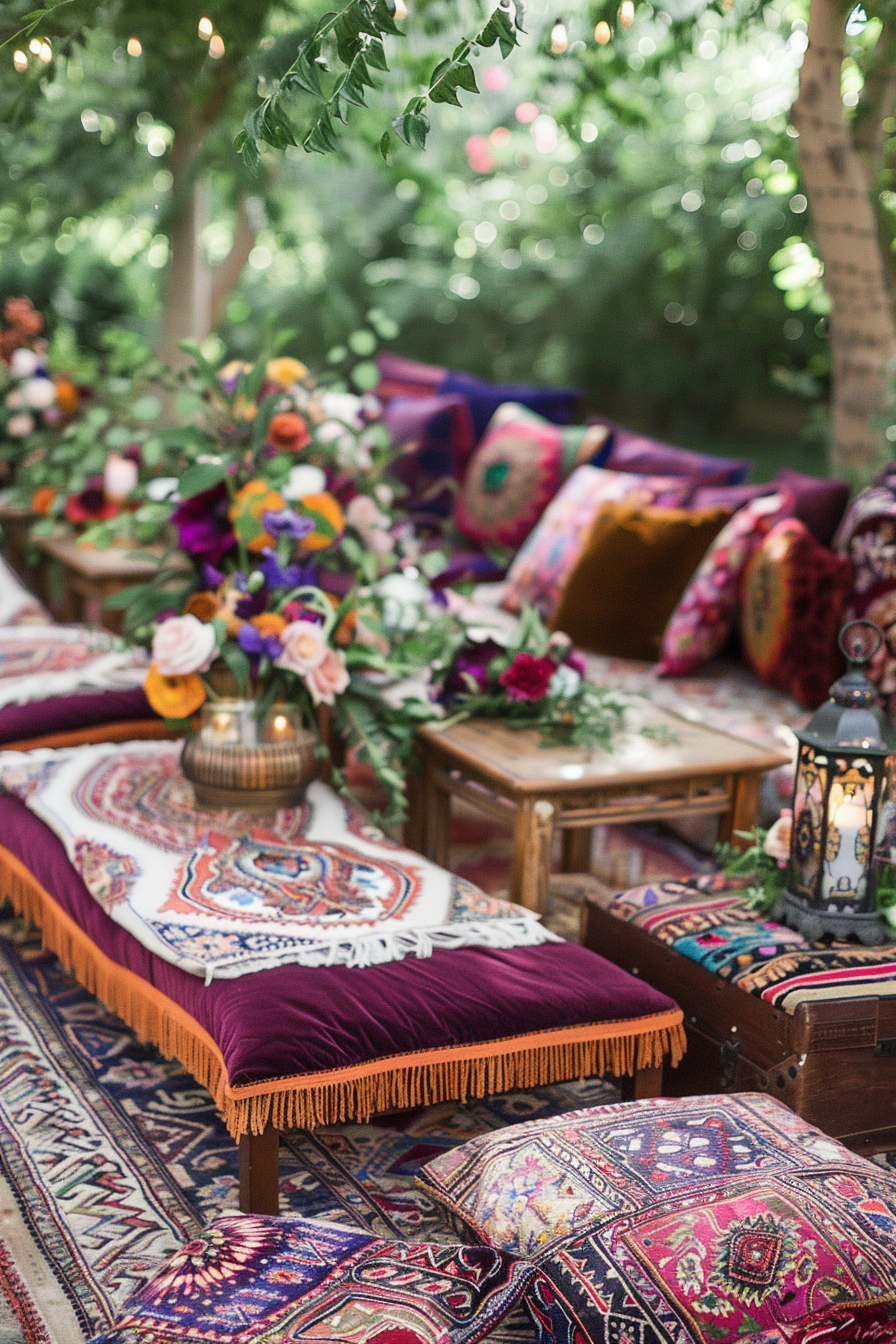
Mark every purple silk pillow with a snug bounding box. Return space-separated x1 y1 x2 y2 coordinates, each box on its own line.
689 481 773 511
599 423 751 486
773 467 850 547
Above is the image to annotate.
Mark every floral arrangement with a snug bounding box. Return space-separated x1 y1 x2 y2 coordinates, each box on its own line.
716 811 792 913
0 298 84 491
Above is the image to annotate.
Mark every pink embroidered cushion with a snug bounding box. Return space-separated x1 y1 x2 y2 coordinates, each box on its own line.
657 491 792 677
455 405 610 551
504 465 690 620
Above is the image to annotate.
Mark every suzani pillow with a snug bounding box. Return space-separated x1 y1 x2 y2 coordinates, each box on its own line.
657 491 793 677
455 404 610 551
503 465 690 620
834 464 896 720
88 1213 535 1344
419 1093 896 1344
741 518 853 709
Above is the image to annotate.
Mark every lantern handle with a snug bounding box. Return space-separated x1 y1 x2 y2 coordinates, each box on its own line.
838 619 883 668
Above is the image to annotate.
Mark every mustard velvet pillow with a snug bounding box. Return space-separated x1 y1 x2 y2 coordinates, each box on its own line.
551 500 732 660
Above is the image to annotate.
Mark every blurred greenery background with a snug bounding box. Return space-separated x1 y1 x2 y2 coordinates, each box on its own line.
0 0 835 478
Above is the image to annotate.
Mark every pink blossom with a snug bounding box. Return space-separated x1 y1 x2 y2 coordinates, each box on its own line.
305 648 349 705
152 614 216 677
764 810 793 867
276 621 327 676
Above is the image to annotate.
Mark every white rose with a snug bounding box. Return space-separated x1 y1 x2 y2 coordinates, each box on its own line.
22 376 57 410
379 673 442 712
319 391 363 427
373 571 430 631
152 614 217 677
282 464 327 501
146 476 180 502
9 349 41 379
276 620 328 675
4 390 23 410
549 664 582 698
6 412 35 438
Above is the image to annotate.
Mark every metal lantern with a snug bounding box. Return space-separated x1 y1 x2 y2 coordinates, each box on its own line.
780 620 896 945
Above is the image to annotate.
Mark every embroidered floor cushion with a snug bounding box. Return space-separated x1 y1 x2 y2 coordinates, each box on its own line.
455 404 610 550
88 1212 535 1344
419 1093 896 1344
504 466 691 620
384 394 477 526
658 491 792 677
740 518 853 708
550 501 731 660
601 425 751 485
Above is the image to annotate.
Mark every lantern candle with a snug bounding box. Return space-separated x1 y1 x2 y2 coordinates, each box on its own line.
823 784 869 906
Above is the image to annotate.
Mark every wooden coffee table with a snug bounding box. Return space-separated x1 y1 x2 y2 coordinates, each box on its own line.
33 533 189 633
406 701 791 911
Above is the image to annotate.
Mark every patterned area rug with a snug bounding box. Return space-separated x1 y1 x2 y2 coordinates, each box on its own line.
0 918 619 1342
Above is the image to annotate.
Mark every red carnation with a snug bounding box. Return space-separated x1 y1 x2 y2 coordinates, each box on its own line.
498 652 555 702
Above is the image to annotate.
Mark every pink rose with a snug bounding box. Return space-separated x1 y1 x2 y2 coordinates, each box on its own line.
305 647 349 705
346 494 381 531
152 614 216 676
276 620 328 676
763 809 792 867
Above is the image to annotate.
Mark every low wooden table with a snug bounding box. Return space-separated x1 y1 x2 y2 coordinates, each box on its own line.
33 533 188 633
407 702 791 911
0 504 40 581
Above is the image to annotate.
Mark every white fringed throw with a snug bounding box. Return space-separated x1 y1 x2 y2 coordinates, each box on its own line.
0 741 557 981
0 626 148 708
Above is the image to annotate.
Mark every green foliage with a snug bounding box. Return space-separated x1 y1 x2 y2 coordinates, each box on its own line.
715 828 789 914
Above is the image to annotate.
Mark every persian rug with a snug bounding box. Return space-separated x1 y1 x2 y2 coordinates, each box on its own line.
0 742 555 980
0 628 146 710
0 919 618 1342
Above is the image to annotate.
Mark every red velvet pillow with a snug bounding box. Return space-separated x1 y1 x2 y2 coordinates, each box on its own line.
773 467 850 547
740 519 853 708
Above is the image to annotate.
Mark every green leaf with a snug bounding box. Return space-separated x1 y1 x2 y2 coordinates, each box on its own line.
379 130 392 161
131 395 162 422
234 510 264 545
219 643 251 697
234 128 261 172
178 461 227 499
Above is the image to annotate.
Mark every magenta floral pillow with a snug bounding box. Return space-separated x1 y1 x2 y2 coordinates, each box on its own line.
504 465 690 620
657 491 792 677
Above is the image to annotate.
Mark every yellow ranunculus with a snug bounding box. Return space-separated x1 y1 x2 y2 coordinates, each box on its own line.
144 664 206 719
298 491 345 551
266 356 308 388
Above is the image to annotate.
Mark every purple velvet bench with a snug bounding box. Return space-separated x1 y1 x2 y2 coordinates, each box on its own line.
0 685 168 751
0 795 686 1213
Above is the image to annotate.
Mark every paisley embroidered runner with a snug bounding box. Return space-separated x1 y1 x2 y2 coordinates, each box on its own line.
0 626 148 708
0 740 556 981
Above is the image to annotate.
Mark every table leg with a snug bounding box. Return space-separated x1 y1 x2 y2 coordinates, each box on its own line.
561 826 592 874
620 1064 663 1101
425 772 452 869
403 762 427 854
239 1124 280 1214
510 799 554 912
718 771 760 849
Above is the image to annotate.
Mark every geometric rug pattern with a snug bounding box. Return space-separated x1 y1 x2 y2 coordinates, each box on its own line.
0 920 618 1342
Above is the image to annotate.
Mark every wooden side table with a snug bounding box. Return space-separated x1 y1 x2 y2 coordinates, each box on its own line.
406 703 791 912
0 504 40 582
32 533 189 633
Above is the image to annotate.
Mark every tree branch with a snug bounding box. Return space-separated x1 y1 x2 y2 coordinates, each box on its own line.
209 194 256 331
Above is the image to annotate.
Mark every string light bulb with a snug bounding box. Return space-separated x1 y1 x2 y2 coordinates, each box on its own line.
12 49 28 71
594 20 612 42
208 33 225 57
619 1 635 25
393 0 408 19
37 40 52 63
550 18 569 52
126 36 142 56
28 38 42 54
198 16 214 39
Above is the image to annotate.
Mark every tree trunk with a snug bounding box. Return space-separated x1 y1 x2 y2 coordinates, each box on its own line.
792 0 896 479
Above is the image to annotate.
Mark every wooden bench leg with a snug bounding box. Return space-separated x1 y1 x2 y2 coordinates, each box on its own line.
561 826 592 874
510 799 554 912
239 1124 280 1214
620 1064 663 1102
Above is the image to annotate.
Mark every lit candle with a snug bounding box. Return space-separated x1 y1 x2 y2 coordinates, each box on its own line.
104 453 138 502
207 710 239 743
823 787 868 904
265 711 296 743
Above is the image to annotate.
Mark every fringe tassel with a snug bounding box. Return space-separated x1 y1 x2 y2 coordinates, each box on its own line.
0 847 685 1143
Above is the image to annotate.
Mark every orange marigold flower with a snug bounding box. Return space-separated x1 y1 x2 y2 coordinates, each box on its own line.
251 612 288 637
144 665 206 719
299 491 345 551
268 412 312 453
229 480 287 553
334 608 357 646
184 591 220 623
53 378 80 416
30 485 56 516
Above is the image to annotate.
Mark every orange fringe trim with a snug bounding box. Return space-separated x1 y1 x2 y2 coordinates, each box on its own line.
3 720 177 752
0 846 685 1140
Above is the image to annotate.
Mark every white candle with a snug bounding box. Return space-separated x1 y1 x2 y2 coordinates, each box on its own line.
823 792 868 903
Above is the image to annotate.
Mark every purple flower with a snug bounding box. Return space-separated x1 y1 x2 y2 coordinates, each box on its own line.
441 638 504 701
258 550 314 591
262 508 314 541
237 625 283 660
202 562 226 588
171 484 236 565
565 650 587 678
234 589 268 619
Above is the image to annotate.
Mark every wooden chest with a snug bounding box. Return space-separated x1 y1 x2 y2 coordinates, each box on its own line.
584 898 896 1153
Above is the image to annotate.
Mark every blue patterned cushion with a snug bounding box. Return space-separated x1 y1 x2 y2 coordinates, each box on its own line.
420 1093 896 1343
88 1213 534 1344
